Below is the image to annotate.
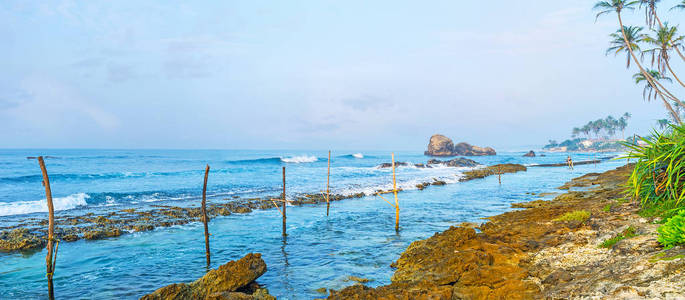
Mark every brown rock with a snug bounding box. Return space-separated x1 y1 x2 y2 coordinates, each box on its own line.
424 134 455 156
453 142 497 156
141 253 269 300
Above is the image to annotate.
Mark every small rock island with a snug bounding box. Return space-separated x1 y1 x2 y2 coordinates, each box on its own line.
424 134 496 156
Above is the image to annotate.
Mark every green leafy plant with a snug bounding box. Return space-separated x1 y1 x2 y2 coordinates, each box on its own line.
603 203 613 212
657 210 685 248
553 210 591 222
621 124 685 219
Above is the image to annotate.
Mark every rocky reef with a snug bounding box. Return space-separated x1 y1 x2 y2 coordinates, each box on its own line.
328 164 685 299
425 134 496 157
523 150 535 157
141 253 274 300
377 157 480 169
460 164 527 181
0 191 364 253
0 161 523 253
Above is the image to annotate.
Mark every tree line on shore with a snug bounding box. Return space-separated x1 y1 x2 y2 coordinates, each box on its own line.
571 112 632 140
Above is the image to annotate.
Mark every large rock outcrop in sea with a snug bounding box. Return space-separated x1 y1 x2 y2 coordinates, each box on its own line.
424 134 496 156
424 134 455 156
141 253 274 300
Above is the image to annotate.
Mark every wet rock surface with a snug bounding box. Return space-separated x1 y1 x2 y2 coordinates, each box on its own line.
460 164 527 181
523 150 536 157
328 164 685 299
141 253 274 300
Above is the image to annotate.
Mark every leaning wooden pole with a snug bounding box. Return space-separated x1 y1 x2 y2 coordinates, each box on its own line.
201 164 211 268
326 150 331 216
282 166 287 237
392 153 399 232
38 156 56 300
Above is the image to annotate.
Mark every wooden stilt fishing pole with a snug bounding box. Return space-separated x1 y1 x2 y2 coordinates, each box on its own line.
376 153 400 232
326 150 331 216
37 156 57 300
201 164 211 268
268 167 287 237
282 166 287 237
392 153 399 232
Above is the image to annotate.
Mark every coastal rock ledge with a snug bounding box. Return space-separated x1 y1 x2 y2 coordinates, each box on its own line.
425 134 496 157
141 253 274 300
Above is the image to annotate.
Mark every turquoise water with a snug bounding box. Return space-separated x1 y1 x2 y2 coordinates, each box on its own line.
0 150 624 299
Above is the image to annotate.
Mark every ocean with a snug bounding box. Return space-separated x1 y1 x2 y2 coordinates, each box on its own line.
0 149 624 299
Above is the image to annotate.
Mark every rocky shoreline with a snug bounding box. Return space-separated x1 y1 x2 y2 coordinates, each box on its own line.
327 164 685 299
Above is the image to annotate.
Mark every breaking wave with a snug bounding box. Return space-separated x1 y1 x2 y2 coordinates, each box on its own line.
0 193 90 216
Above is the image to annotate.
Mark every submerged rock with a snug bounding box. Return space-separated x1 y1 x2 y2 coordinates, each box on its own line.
427 157 480 167
141 253 273 300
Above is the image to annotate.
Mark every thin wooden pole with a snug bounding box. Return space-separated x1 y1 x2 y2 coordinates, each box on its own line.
282 166 287 237
392 153 399 232
201 164 211 268
37 156 56 300
326 150 331 216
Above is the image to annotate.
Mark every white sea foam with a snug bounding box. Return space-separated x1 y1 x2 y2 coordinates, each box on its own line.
352 153 364 159
335 167 469 197
281 155 318 163
0 193 90 216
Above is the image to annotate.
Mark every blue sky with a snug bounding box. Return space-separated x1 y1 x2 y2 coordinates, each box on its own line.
1 0 684 150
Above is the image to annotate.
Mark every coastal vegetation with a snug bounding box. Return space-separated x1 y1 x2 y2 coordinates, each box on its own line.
594 0 685 124
623 122 685 247
657 210 685 248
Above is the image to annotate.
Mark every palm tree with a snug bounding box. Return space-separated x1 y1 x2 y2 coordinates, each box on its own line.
606 26 647 68
639 0 661 28
591 119 604 139
671 0 685 11
657 118 670 129
642 23 685 87
581 125 592 138
633 69 672 101
605 115 618 137
618 116 628 139
595 0 683 124
572 127 581 138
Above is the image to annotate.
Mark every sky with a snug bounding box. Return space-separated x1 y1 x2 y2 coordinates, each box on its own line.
1 0 684 151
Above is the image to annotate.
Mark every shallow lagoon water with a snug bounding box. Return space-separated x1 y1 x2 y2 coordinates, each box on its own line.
0 150 624 299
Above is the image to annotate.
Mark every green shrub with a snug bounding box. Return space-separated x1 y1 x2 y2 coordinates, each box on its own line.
603 204 612 212
599 226 637 248
553 210 590 222
622 124 685 218
657 210 685 249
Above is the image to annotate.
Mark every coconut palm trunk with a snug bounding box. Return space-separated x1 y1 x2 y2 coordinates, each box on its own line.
666 62 685 88
652 13 685 87
618 13 682 123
